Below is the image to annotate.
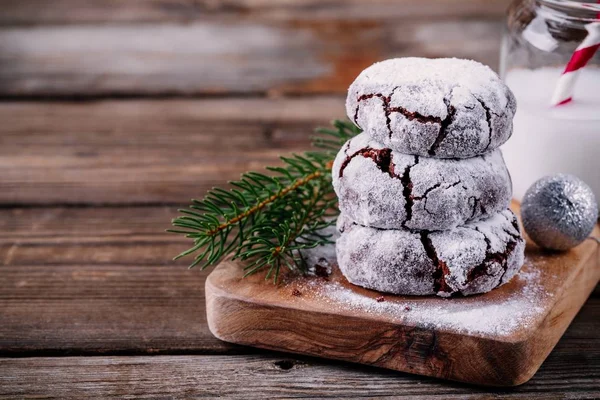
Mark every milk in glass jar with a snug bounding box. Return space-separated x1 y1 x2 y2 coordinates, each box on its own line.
500 0 600 204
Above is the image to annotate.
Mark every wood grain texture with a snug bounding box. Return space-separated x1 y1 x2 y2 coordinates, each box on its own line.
206 219 600 386
0 349 599 399
0 19 503 97
0 206 598 396
0 0 512 25
0 98 343 205
0 206 180 239
0 206 232 355
1 205 596 363
0 264 249 356
1 0 598 394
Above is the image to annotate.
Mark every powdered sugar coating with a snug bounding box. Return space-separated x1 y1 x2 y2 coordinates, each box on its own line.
332 133 512 231
346 58 516 158
296 265 550 337
336 209 525 297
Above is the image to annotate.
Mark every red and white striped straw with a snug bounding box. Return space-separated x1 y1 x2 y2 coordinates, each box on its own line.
551 3 600 106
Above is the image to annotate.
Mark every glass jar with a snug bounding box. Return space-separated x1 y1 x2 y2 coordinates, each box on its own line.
500 0 600 204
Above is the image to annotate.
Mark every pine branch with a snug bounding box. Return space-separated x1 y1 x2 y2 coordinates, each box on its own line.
169 119 360 280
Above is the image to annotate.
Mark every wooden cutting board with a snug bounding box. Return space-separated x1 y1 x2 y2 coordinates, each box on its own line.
206 215 599 387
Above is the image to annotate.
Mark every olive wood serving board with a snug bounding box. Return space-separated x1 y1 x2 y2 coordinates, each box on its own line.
206 216 599 387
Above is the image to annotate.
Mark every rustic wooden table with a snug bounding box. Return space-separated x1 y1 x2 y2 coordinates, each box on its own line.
0 1 598 398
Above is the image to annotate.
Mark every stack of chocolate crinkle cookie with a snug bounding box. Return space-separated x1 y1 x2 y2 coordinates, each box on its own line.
332 58 526 297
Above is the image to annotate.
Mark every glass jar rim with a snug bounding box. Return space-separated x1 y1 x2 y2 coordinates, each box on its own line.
538 0 600 15
536 0 600 24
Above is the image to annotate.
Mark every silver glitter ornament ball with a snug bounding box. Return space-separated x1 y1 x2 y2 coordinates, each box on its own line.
521 174 598 251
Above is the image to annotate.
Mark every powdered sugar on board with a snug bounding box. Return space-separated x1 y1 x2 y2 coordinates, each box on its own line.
295 244 555 338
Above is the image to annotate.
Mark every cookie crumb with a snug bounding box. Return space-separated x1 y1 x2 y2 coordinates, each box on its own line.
292 289 302 297
376 296 385 303
314 264 330 278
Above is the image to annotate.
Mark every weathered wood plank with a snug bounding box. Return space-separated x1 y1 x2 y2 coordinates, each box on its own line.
0 206 597 359
0 207 235 355
0 205 597 290
0 208 188 268
0 264 240 355
0 98 343 205
0 205 225 355
0 206 179 239
0 339 599 399
0 96 344 127
0 19 503 97
0 0 512 25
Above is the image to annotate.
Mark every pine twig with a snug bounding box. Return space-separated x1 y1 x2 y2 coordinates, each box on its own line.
169 119 360 281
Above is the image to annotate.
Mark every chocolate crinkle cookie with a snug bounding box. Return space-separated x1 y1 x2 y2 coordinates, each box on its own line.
336 209 525 297
346 58 516 158
332 133 512 231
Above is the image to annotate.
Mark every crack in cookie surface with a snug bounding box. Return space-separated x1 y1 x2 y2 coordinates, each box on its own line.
475 96 496 153
400 156 419 228
347 58 516 158
353 93 385 129
388 106 443 124
338 142 501 229
427 92 457 156
467 195 488 220
495 240 518 285
418 180 462 219
420 231 452 294
467 227 519 288
413 180 462 202
338 147 395 178
337 209 525 297
338 147 422 229
353 89 444 140
335 134 512 231
509 214 521 235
